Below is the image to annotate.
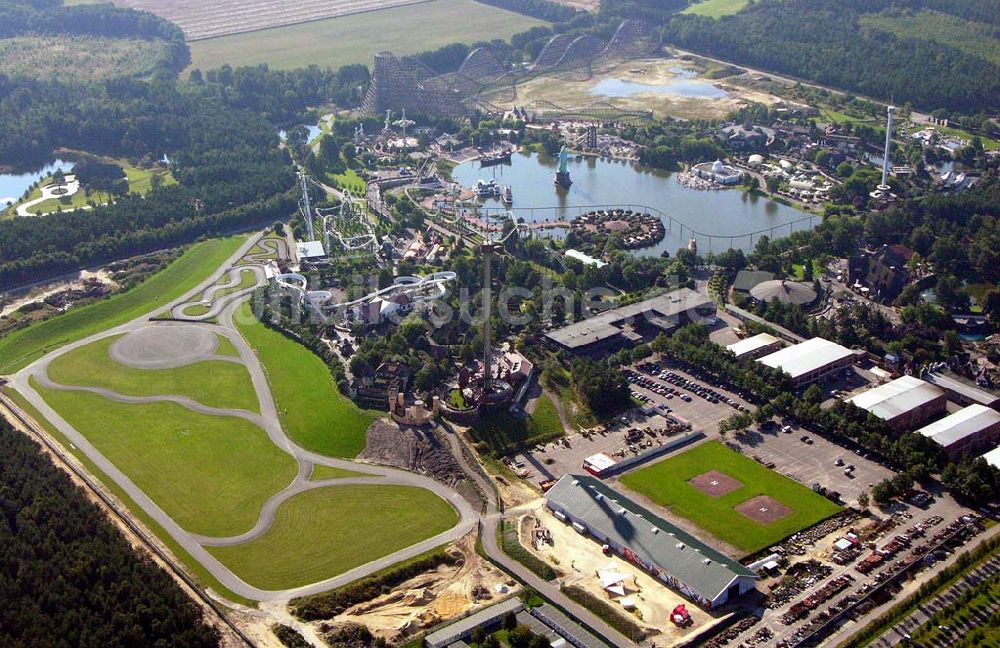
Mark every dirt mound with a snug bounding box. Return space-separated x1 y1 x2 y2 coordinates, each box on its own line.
360 420 484 510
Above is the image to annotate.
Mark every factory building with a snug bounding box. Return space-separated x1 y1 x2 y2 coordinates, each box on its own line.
846 375 947 432
545 475 757 609
918 404 1000 460
543 288 716 357
726 332 783 361
757 337 856 387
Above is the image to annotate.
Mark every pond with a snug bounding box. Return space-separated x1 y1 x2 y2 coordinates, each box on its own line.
0 159 75 207
452 151 815 256
589 67 728 100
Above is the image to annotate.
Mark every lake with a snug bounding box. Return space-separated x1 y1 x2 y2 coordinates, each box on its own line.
589 68 728 100
452 151 815 256
0 159 74 207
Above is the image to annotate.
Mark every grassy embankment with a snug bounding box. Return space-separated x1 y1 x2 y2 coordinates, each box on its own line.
235 302 377 458
0 235 247 373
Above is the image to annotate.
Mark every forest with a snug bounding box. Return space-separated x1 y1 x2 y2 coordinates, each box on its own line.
0 417 219 647
663 0 1000 114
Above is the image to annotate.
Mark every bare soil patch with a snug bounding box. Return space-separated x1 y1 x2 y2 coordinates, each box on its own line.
735 495 793 524
688 469 743 497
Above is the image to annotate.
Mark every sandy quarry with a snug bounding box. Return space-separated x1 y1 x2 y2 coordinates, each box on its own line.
330 532 518 645
519 504 732 644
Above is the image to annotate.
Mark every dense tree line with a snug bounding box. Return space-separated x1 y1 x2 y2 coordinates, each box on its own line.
475 0 580 24
663 0 1000 113
0 0 188 74
0 417 219 647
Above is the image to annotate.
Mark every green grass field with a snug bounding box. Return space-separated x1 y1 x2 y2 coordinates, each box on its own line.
309 464 371 480
620 441 841 554
530 393 564 440
208 485 458 589
2 386 256 605
187 0 546 72
0 236 246 373
46 334 260 412
235 303 376 458
32 378 297 538
328 169 367 195
681 0 749 18
0 35 172 82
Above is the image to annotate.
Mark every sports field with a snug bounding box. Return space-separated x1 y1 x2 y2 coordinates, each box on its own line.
681 0 749 18
46 334 259 412
0 235 246 373
187 0 547 72
208 485 458 589
235 303 376 458
32 379 297 538
620 441 841 554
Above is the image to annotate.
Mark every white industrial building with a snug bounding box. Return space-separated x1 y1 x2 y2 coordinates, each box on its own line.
545 475 757 609
981 446 1000 470
846 375 947 432
727 332 783 360
918 404 1000 460
757 337 856 387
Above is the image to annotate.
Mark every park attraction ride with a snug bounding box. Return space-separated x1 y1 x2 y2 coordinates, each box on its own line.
362 19 661 118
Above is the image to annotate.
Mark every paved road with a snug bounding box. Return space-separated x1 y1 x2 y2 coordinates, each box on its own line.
8 232 476 601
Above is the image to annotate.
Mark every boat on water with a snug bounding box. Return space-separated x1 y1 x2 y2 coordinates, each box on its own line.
475 178 501 198
478 148 512 167
501 184 513 205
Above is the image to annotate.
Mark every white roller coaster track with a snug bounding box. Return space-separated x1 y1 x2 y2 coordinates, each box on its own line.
274 271 457 320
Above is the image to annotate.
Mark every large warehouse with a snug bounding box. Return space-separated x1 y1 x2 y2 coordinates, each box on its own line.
727 332 783 361
846 375 947 432
918 404 1000 460
545 475 757 609
756 337 856 387
543 288 716 357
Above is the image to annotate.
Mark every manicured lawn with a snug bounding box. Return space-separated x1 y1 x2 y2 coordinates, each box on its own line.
187 0 546 72
620 441 841 554
235 303 377 458
208 485 458 589
470 397 566 458
0 235 247 373
1 386 256 606
210 268 258 300
682 0 750 18
309 464 371 480
328 169 367 195
182 304 211 317
530 393 565 440
46 334 259 412
32 379 297 538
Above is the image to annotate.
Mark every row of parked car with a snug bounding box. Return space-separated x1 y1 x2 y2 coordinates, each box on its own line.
635 362 748 412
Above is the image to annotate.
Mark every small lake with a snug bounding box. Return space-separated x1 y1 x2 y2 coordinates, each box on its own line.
590 67 728 100
452 151 814 256
0 159 74 206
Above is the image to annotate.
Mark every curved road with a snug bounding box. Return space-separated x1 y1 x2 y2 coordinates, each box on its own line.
8 232 476 601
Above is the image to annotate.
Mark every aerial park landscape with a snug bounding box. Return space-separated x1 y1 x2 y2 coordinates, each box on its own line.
2 0 1000 647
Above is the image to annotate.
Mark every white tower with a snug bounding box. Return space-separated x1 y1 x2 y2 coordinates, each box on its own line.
880 105 895 190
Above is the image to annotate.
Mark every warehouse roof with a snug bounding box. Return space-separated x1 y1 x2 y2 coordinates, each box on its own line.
982 445 1000 470
922 372 1000 408
847 375 945 422
545 475 756 604
424 598 523 648
757 337 855 379
727 332 781 358
545 288 714 350
918 404 1000 448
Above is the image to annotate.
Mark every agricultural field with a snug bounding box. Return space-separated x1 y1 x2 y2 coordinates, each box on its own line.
208 485 458 589
860 10 1000 68
0 35 173 82
187 0 546 72
620 441 841 554
46 334 259 412
681 0 749 18
0 235 247 373
31 379 298 538
235 302 377 458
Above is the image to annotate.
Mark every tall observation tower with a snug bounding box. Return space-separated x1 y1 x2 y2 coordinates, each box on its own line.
870 105 897 203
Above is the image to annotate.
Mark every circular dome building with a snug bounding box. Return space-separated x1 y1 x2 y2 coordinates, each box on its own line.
750 279 817 306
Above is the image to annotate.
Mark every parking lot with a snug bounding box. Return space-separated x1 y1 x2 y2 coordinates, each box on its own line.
727 422 895 507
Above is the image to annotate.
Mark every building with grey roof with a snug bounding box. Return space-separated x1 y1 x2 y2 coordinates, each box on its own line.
545 475 757 609
732 269 775 295
922 372 1000 410
424 598 523 648
757 337 856 387
530 604 609 648
918 404 1000 460
846 375 947 432
727 332 783 360
543 288 716 357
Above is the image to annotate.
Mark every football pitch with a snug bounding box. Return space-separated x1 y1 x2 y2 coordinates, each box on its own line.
187 0 547 72
620 441 841 554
